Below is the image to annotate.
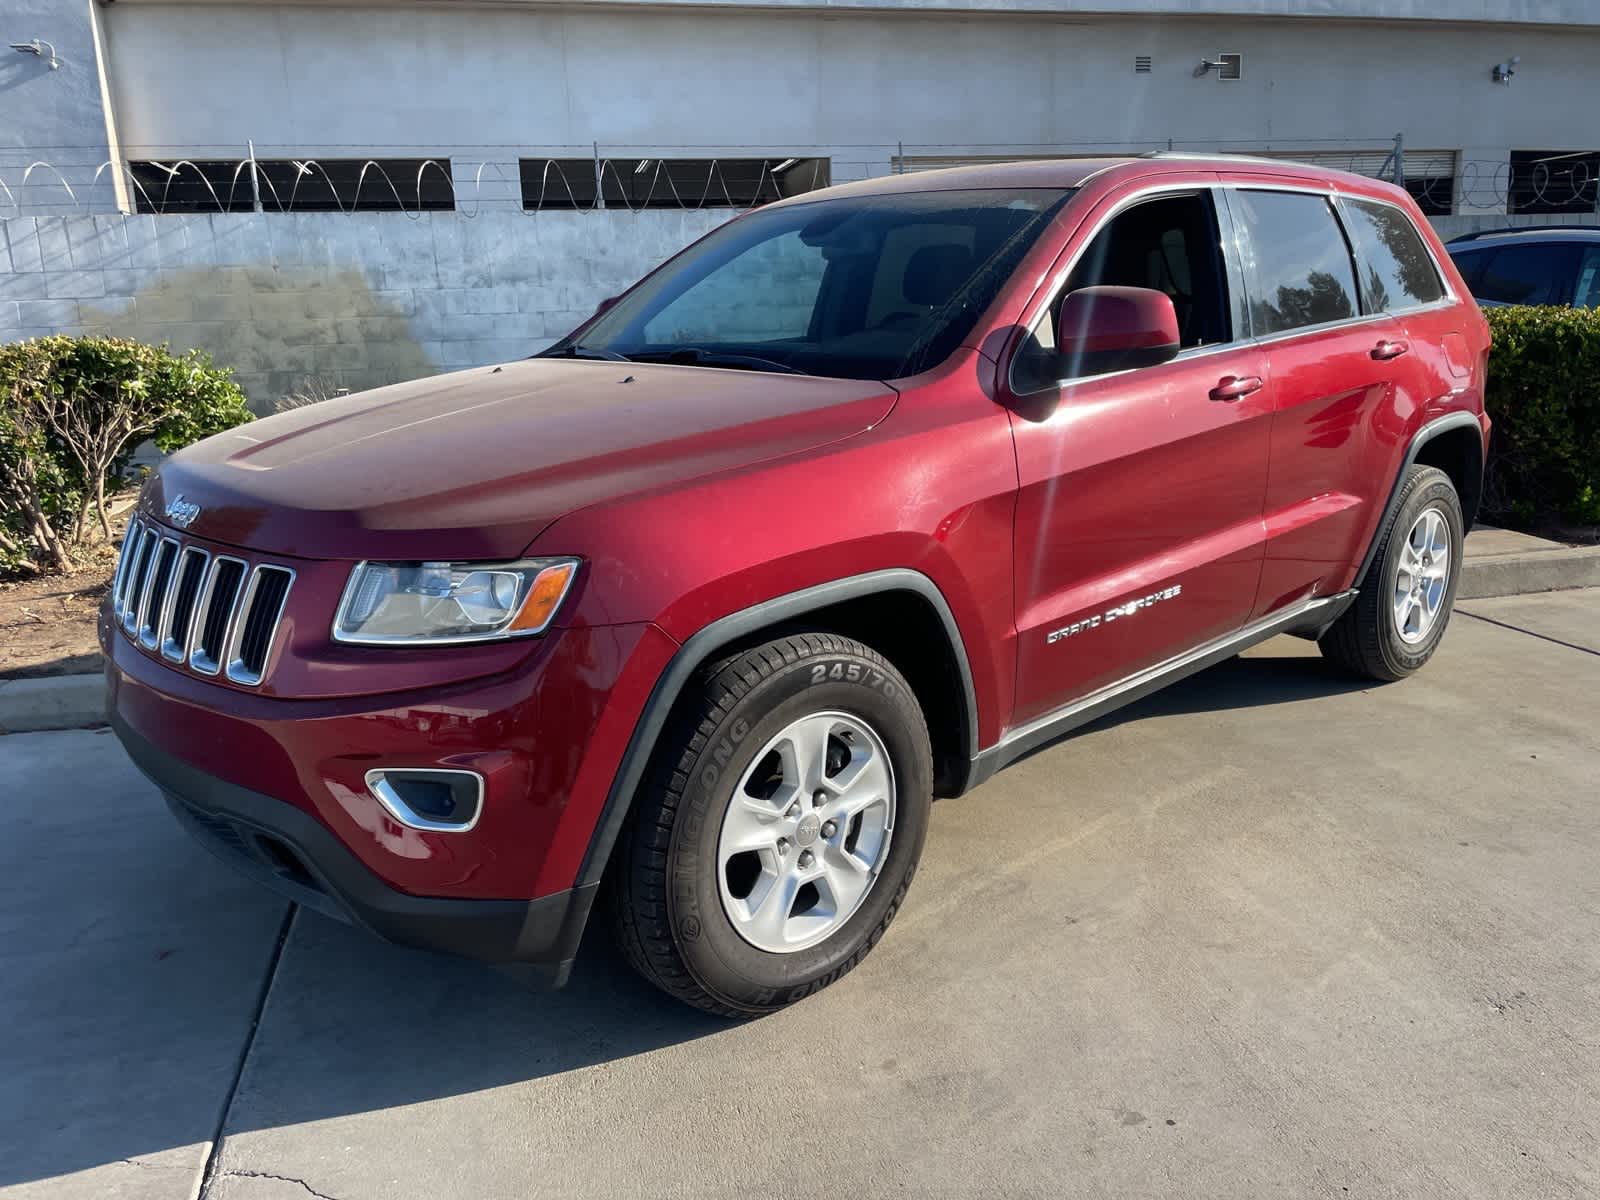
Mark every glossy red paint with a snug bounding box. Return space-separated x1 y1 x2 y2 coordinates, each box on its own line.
107 155 1488 950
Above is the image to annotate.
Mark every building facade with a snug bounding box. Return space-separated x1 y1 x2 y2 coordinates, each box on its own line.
3 1 1598 404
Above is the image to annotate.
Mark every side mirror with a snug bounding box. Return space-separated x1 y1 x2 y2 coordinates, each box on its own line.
1056 286 1181 377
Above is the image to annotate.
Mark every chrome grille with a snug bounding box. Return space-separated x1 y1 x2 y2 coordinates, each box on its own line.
112 517 294 689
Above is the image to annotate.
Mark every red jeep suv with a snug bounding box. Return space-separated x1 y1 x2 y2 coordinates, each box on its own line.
105 156 1490 1015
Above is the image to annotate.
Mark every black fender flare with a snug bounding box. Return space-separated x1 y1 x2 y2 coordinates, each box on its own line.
574 568 981 891
1352 410 1484 589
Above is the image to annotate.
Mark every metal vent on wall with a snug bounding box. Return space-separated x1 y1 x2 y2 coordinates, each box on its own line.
1135 56 1153 73
1217 53 1242 80
111 516 295 688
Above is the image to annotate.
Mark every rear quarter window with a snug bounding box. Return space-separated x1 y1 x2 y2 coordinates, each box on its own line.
1339 198 1446 311
1230 190 1359 336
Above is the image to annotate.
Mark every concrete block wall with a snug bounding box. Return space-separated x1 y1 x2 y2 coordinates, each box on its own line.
0 209 725 411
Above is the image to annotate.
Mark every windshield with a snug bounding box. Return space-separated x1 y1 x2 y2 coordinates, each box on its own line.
547 187 1074 380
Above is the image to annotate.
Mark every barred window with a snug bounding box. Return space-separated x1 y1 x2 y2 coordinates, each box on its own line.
129 160 255 214
520 157 830 211
1510 151 1600 216
129 158 455 214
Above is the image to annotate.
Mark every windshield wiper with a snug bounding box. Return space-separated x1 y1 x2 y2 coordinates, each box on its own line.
540 344 632 363
630 347 808 375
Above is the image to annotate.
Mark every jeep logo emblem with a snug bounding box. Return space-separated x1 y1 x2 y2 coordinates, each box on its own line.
795 813 822 847
164 494 201 529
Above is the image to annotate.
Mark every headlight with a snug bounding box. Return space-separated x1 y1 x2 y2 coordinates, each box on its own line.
332 558 579 645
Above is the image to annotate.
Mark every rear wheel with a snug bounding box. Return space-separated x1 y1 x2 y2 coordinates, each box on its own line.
609 633 932 1017
1320 464 1464 681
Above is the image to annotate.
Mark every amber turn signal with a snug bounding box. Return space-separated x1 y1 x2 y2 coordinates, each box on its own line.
509 561 578 633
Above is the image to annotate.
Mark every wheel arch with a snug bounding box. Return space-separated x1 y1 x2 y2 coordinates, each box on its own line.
575 569 981 892
1354 411 1484 590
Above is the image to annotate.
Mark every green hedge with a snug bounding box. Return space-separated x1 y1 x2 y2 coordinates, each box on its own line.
1484 306 1600 525
1 336 253 574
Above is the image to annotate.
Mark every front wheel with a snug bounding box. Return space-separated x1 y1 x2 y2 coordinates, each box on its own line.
1320 464 1464 681
609 633 932 1017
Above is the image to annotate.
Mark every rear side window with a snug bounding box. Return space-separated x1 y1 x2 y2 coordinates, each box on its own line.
1448 248 1492 290
1339 199 1446 311
1231 190 1359 335
1576 247 1600 309
1475 244 1574 306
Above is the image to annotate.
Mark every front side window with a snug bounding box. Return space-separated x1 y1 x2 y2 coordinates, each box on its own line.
1012 191 1231 390
1575 247 1600 309
554 188 1073 380
1340 198 1446 312
1475 243 1574 306
1231 190 1359 335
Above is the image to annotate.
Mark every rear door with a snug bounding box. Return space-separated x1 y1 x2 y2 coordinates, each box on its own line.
1223 186 1430 618
1005 185 1272 725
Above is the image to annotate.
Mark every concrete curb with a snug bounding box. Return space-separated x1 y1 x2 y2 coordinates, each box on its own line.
1 540 1596 735
1458 546 1600 600
0 672 106 734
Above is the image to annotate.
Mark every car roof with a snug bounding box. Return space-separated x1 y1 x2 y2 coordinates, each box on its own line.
1447 227 1600 250
769 153 1409 207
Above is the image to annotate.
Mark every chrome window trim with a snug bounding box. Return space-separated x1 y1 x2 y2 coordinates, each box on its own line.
160 546 211 663
137 537 180 650
364 768 485 834
224 564 296 686
188 555 248 676
1006 178 1462 397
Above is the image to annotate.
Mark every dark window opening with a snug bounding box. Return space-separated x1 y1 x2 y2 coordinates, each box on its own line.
1473 243 1576 306
1405 176 1454 218
1510 151 1600 216
129 160 255 214
130 158 455 213
256 159 454 212
520 157 830 211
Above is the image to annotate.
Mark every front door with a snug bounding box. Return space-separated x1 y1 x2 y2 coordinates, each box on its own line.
1006 187 1271 728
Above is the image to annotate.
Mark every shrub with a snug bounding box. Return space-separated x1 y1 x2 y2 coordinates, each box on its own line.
1483 306 1600 525
0 335 253 574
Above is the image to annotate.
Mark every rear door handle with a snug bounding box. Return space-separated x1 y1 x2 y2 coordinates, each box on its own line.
1209 375 1264 402
1371 339 1410 361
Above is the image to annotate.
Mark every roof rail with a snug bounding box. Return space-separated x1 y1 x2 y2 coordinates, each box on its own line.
1138 150 1303 169
1447 223 1600 243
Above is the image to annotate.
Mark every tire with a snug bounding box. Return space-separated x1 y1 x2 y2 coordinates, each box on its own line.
1319 464 1464 681
609 632 932 1017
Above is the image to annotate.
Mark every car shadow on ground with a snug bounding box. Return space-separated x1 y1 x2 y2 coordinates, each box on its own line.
1004 647 1374 772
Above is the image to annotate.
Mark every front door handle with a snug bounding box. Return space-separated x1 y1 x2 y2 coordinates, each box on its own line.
1209 375 1264 402
1371 339 1411 361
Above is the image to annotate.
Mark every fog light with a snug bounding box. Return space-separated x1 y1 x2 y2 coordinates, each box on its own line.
365 768 484 833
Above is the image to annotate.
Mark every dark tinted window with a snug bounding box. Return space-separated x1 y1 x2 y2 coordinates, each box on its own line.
1448 248 1492 290
1232 190 1358 335
558 188 1072 380
1510 151 1600 216
256 159 454 212
1576 247 1600 309
1476 244 1574 305
129 161 255 214
1340 198 1445 312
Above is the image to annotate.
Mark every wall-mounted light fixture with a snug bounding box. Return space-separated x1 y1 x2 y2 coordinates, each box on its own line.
1492 56 1520 85
8 38 60 69
1193 53 1242 81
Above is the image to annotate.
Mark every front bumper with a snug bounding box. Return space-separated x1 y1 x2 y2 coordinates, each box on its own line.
116 711 595 972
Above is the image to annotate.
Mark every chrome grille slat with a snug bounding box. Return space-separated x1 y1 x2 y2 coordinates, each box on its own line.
138 538 180 649
161 547 211 663
124 528 160 631
189 556 247 676
225 565 295 686
115 519 292 689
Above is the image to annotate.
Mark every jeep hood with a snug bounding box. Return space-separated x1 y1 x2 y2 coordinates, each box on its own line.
143 359 897 561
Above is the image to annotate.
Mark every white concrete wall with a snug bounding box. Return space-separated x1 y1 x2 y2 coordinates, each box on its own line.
0 209 725 410
0 0 116 215
80 3 1600 219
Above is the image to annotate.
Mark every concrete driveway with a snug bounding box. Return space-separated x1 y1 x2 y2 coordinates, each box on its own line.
4 589 1598 1200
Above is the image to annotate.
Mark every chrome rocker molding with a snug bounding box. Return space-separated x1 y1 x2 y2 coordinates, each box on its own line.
967 590 1356 787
